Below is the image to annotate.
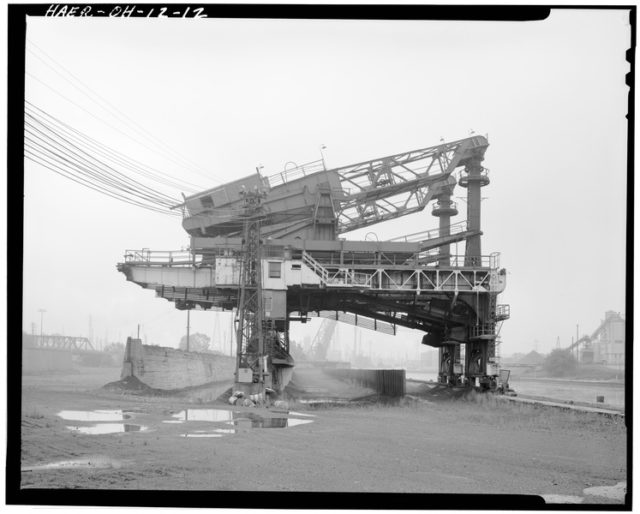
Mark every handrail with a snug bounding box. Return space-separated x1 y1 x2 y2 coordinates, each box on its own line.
302 250 503 292
458 167 490 179
432 201 458 211
496 304 511 320
387 220 470 243
422 254 493 268
266 159 326 187
123 249 202 267
301 251 329 284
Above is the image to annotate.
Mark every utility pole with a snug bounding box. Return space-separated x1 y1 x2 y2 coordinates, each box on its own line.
319 144 327 170
186 309 191 352
229 311 234 357
38 309 46 345
212 312 217 354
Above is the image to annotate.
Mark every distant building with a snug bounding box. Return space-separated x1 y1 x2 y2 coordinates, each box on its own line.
590 311 625 369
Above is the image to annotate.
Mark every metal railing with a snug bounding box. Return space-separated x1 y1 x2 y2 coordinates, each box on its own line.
422 254 497 268
302 251 502 293
123 249 202 267
266 159 326 187
496 304 511 320
458 167 490 185
302 252 372 288
432 201 458 212
387 220 470 243
301 251 330 284
470 323 496 338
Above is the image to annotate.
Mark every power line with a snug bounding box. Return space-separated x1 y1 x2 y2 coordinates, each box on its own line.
24 108 188 215
23 103 270 223
24 147 180 216
26 71 219 191
26 39 221 185
24 136 180 214
25 117 178 206
26 101 206 193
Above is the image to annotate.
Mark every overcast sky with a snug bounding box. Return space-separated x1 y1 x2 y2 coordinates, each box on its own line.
22 9 629 359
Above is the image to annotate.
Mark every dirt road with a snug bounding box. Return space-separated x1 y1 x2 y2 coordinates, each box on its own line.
16 366 627 506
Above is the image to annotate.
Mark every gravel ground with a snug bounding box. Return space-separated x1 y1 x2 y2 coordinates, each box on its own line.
16 366 628 507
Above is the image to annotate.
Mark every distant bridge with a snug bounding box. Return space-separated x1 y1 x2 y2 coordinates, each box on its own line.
28 335 95 352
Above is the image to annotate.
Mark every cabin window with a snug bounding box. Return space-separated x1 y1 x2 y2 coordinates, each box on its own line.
291 263 302 271
268 261 282 278
200 196 214 209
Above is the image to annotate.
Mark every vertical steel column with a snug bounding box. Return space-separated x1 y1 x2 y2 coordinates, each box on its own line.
465 160 482 265
432 187 457 266
438 343 460 384
460 157 489 266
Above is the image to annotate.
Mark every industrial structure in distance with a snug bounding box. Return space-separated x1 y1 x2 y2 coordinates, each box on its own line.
117 135 510 397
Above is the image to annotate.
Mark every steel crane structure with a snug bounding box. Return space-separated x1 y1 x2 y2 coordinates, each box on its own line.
117 135 509 394
566 312 625 363
307 318 338 361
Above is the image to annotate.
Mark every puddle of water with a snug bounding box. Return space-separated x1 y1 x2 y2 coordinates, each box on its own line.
23 456 128 471
58 410 131 422
167 409 315 434
288 411 317 418
542 494 584 504
171 409 234 423
229 417 287 429
66 423 147 434
298 398 351 406
583 482 626 501
287 418 314 427
180 431 224 438
226 415 314 429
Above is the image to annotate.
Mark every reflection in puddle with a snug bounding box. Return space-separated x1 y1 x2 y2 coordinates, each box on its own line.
171 409 234 422
226 414 314 429
180 431 224 438
298 398 351 406
288 411 317 418
287 418 314 427
58 410 132 421
66 423 147 434
22 456 129 471
165 408 315 435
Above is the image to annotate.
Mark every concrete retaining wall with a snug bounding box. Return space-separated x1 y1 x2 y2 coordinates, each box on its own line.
23 348 73 373
121 338 236 390
325 368 406 397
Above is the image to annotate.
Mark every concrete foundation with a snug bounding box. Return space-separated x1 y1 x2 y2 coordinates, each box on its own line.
121 337 235 390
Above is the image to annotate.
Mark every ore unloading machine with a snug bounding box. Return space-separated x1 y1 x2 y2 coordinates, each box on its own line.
117 135 510 396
